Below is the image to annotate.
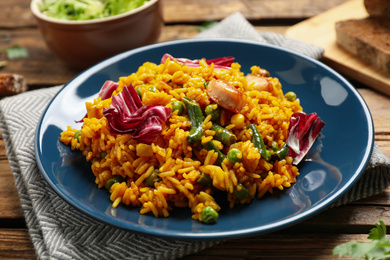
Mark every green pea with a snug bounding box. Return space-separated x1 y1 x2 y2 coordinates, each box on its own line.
74 130 81 142
101 151 108 159
172 100 184 116
205 104 221 121
197 172 212 186
201 206 219 224
285 91 297 101
227 148 243 164
106 175 126 190
148 85 157 92
146 169 162 187
136 87 143 100
233 183 249 199
271 141 279 151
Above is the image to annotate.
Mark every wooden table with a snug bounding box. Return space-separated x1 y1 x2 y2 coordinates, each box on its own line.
1 0 390 259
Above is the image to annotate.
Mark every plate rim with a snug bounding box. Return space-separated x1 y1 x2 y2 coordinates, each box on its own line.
34 38 375 239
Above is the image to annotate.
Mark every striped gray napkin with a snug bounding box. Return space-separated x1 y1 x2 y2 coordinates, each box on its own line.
1 12 389 260
195 12 324 60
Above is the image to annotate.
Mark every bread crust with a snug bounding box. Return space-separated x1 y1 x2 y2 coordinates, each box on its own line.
335 17 390 73
364 0 390 17
0 74 27 97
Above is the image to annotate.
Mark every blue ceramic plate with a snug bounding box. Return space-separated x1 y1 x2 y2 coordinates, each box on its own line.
35 39 374 240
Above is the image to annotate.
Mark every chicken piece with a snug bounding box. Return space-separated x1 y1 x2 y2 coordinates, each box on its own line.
206 79 246 113
245 74 273 93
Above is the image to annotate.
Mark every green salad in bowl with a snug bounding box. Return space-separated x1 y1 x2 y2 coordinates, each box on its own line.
39 0 150 21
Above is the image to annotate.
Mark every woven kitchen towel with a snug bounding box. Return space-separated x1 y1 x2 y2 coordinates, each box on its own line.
1 86 216 260
195 12 324 60
1 12 390 260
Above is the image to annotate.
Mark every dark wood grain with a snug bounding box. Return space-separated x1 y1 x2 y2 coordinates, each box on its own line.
0 0 351 27
185 233 369 259
0 229 35 259
161 0 351 23
0 0 36 28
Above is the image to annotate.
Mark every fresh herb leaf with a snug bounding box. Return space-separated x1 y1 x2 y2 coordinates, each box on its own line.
369 220 387 240
333 220 390 259
4 45 29 60
198 21 218 32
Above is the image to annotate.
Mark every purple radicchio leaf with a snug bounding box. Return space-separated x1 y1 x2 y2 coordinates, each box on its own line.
161 53 234 70
286 112 325 165
102 85 171 144
75 80 119 123
98 80 119 100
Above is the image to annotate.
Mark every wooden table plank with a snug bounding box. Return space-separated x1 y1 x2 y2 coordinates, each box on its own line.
0 229 35 260
0 28 80 88
0 0 351 28
0 0 36 28
358 89 390 133
0 160 24 219
162 0 350 23
0 25 290 88
185 233 369 259
0 228 375 260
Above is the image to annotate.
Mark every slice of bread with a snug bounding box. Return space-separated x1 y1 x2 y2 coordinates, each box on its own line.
364 0 390 17
0 74 27 97
335 17 390 73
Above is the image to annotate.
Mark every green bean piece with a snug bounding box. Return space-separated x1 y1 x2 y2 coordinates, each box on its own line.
202 141 227 165
274 143 289 161
146 169 162 187
74 130 82 142
197 172 212 186
248 124 271 161
172 100 184 116
186 126 203 144
201 206 219 224
106 175 126 190
182 97 204 144
182 97 203 127
205 104 221 121
227 148 243 164
211 124 236 146
285 91 297 101
233 183 249 199
101 151 108 159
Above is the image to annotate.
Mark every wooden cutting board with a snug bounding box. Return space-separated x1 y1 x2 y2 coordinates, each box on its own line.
286 0 390 96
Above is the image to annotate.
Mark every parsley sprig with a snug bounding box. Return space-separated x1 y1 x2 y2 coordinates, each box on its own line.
0 45 29 60
333 220 390 259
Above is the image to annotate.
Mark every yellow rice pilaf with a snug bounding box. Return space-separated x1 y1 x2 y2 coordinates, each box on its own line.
60 57 303 223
